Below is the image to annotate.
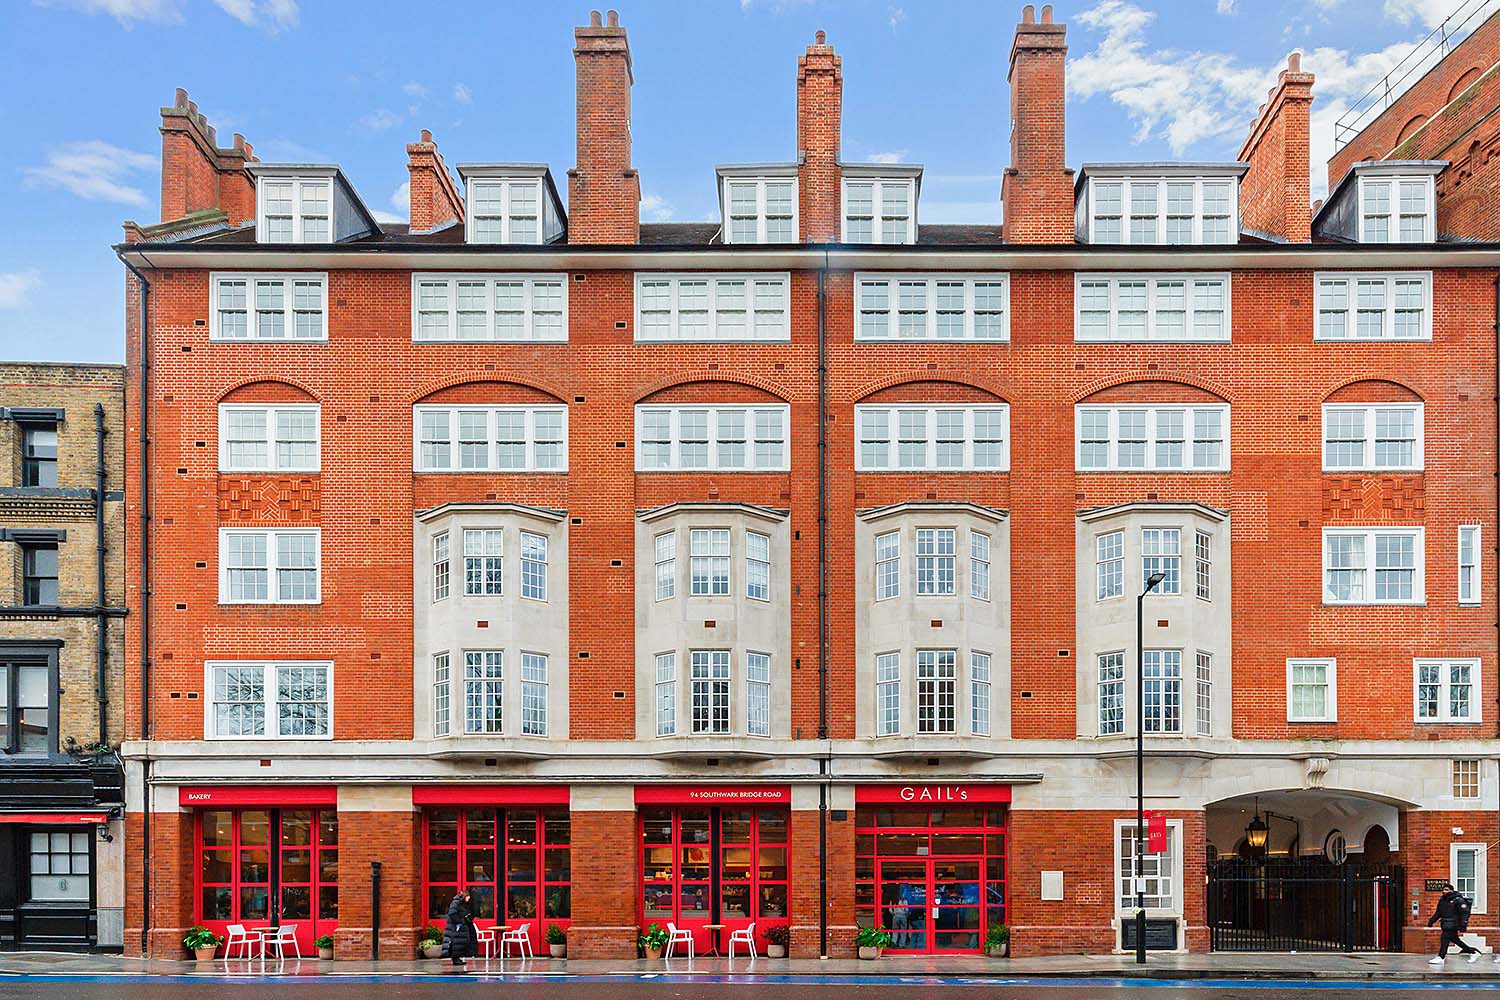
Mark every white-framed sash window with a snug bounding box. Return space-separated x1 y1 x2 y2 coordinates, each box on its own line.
1321 403 1423 471
842 177 916 244
856 405 1010 471
854 274 1008 341
1358 174 1435 243
467 177 544 244
414 406 567 472
1415 658 1481 724
1314 273 1431 341
206 661 332 739
412 274 566 342
1323 527 1424 605
258 177 332 243
635 405 788 471
722 176 797 244
1460 525 1481 606
218 404 320 472
211 273 328 342
1286 658 1336 722
1076 404 1228 472
635 273 790 342
1075 274 1230 342
219 528 320 604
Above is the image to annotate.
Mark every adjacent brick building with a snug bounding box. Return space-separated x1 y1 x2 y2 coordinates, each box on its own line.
0 362 127 949
117 5 1500 960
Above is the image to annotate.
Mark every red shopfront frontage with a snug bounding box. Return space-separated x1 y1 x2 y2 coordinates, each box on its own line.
184 786 338 957
637 785 791 954
855 784 1010 954
416 786 571 950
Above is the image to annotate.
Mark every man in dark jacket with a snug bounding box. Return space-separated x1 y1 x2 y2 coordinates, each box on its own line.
1428 882 1480 964
443 890 477 971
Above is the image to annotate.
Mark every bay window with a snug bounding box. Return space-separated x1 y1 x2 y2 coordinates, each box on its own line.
916 649 957 734
1141 649 1182 734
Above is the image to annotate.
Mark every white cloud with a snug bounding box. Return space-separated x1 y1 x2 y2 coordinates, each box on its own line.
865 150 909 164
888 5 904 31
0 271 41 310
453 83 472 105
1068 0 1446 196
23 140 156 206
1385 0 1500 28
254 136 331 162
1216 0 1237 12
38 0 183 26
403 81 429 97
391 180 411 215
641 194 674 222
357 109 402 132
212 0 297 31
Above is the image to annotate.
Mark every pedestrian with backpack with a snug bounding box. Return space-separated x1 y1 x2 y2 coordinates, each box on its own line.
1427 881 1480 964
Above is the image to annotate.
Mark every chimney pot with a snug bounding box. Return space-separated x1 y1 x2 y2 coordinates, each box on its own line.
174 87 189 108
606 8 618 26
1041 3 1053 22
1022 4 1035 23
815 29 826 44
232 132 246 151
589 9 601 26
420 128 433 143
1287 51 1301 73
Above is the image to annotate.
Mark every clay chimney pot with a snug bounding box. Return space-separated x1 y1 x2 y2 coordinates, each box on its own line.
589 9 601 26
1041 3 1053 22
606 9 618 26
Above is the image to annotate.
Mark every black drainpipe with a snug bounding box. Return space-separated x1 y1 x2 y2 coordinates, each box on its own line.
94 403 109 746
118 251 152 953
816 255 830 958
1494 274 1498 742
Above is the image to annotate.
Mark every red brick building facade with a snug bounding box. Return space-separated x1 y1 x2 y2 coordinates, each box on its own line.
117 6 1500 961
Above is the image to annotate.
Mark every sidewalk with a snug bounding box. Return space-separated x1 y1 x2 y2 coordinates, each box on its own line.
3 950 1500 982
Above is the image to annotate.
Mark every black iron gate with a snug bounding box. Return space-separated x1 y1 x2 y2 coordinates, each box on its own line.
1208 858 1404 952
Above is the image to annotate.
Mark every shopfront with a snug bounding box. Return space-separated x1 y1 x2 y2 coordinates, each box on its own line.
184 786 338 956
637 785 790 953
855 784 1009 954
0 811 109 949
417 786 571 949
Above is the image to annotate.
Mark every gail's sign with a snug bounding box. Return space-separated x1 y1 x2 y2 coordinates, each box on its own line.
856 784 1012 805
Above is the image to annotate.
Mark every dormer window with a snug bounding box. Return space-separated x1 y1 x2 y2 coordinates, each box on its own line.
1078 166 1244 245
1359 173 1434 243
718 170 798 244
841 171 919 244
458 166 566 246
249 165 376 245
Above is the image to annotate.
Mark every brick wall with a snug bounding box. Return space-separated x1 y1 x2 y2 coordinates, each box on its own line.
569 810 638 958
1238 55 1313 242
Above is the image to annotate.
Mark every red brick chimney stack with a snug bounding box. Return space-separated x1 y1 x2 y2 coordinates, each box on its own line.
569 9 640 244
797 29 843 243
1238 52 1315 243
1003 4 1073 243
406 129 465 233
159 87 257 226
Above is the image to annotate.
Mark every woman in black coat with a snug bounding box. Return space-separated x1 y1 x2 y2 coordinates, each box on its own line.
443 890 477 969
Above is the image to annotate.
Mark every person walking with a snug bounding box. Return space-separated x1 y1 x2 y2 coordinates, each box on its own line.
443 889 478 972
1427 881 1479 964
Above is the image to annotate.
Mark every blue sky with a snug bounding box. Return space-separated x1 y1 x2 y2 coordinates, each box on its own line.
0 0 1491 363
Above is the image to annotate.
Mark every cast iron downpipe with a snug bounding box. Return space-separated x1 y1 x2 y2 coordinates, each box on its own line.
94 402 109 746
816 257 830 958
118 251 152 953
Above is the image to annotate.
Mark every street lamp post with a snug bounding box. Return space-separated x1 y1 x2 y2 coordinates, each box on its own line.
1135 570 1166 965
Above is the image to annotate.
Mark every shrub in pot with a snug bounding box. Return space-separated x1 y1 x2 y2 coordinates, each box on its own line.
984 924 1010 958
765 924 789 959
639 922 669 960
183 926 221 962
314 935 335 960
545 924 567 959
419 924 444 960
855 926 892 960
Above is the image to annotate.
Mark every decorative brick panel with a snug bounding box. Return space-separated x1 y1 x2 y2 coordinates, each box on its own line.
218 476 322 523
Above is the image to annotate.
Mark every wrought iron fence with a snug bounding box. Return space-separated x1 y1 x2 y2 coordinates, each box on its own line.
1208 857 1404 952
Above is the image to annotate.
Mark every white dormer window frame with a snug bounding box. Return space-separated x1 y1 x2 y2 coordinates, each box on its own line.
841 177 916 244
1357 173 1435 243
1087 176 1237 245
257 177 334 244
721 175 799 245
466 176 545 245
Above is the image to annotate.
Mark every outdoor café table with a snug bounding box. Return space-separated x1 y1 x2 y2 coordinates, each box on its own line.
702 924 725 957
245 927 274 958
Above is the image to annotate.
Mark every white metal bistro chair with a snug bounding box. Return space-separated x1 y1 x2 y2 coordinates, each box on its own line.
263 924 301 960
664 921 694 959
499 923 532 959
727 922 757 960
474 926 498 959
222 924 256 960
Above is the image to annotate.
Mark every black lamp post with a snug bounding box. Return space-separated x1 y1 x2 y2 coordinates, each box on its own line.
1135 569 1166 964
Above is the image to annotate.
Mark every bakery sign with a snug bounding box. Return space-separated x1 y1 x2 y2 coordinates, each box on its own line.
856 784 1012 805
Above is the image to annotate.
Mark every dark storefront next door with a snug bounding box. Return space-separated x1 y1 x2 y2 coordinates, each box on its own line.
6 823 98 948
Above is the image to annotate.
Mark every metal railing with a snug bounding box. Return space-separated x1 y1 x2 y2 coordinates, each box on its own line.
1333 0 1500 151
1208 858 1405 953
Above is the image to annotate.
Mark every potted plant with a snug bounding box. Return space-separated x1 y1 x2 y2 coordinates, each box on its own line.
314 935 335 960
639 922 669 960
765 924 789 959
984 924 1010 958
855 926 892 960
183 926 221 962
419 924 444 960
545 924 567 959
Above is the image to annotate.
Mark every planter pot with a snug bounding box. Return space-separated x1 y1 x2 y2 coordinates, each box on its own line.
318 946 334 961
766 944 786 959
857 946 879 960
193 946 218 962
549 944 566 959
645 946 664 960
421 944 444 960
986 944 1009 958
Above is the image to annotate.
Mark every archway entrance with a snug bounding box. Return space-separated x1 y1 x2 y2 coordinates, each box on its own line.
1205 791 1406 952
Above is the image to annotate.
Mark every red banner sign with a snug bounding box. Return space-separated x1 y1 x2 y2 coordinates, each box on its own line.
856 784 1012 805
178 785 337 808
634 785 792 805
0 812 109 824
1145 810 1168 854
413 785 570 807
